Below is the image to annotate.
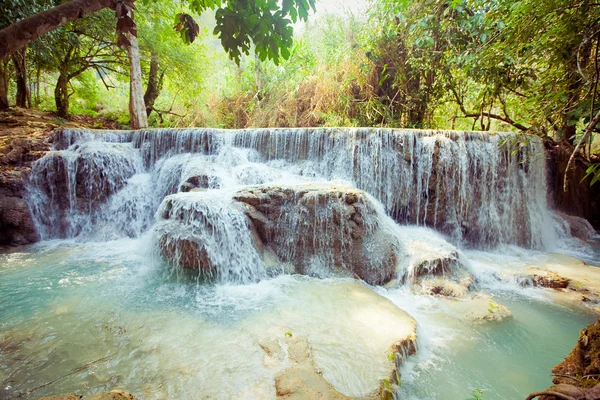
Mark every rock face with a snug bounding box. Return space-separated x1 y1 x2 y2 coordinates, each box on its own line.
0 170 39 244
530 319 600 400
0 118 52 245
233 184 400 285
155 192 266 283
545 138 600 230
28 142 141 238
157 184 401 285
552 319 600 388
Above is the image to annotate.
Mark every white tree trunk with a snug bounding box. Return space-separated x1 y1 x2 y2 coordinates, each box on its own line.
126 30 148 129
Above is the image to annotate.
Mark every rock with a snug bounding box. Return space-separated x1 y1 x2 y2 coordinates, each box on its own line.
397 226 473 297
525 268 570 289
420 276 472 298
556 212 597 241
530 319 600 399
28 142 141 237
39 391 137 400
88 390 137 400
267 334 382 400
155 192 265 282
496 254 600 305
552 319 600 388
275 363 353 400
445 294 512 323
179 171 222 192
0 193 39 245
234 184 400 285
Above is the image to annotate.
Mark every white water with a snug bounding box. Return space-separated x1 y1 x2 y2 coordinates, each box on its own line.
1 127 598 399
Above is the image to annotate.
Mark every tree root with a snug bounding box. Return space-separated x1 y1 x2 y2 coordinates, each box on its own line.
525 391 578 400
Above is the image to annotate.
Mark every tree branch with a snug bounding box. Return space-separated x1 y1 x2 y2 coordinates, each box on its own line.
0 0 114 60
563 108 600 192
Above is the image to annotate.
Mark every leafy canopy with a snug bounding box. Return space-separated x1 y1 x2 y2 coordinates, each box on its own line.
139 0 316 65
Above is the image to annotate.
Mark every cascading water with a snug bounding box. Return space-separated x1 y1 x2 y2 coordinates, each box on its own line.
3 127 599 400
28 128 555 248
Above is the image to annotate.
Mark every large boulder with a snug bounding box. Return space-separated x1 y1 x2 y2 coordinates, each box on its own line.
156 184 401 285
0 170 39 245
155 192 266 283
28 142 142 237
233 183 401 285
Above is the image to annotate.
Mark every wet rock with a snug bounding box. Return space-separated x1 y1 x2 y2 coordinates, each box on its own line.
88 391 137 400
556 212 597 241
179 171 222 192
28 142 140 237
266 334 401 400
155 192 265 282
420 276 473 298
0 196 39 245
39 391 137 400
234 183 400 285
526 269 570 289
398 227 473 297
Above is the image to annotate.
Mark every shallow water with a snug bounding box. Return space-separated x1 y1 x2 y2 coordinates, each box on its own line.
3 128 600 399
1 238 598 400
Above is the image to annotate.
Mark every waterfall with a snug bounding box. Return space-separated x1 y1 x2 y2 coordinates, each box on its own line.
26 128 556 256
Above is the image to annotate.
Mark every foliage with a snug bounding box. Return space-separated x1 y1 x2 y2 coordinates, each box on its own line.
466 388 484 400
1 0 599 161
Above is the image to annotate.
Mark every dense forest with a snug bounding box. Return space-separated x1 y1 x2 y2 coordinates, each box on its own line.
3 2 600 400
1 0 599 143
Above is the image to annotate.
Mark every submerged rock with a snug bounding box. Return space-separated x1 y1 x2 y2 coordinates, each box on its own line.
500 254 600 304
234 183 400 285
39 391 137 400
252 280 417 399
269 335 353 400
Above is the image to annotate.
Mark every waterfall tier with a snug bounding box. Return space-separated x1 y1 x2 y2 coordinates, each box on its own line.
21 127 579 285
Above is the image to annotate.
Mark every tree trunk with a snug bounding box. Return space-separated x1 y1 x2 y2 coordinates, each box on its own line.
0 60 9 110
143 51 163 116
12 48 29 108
35 67 41 106
126 29 148 129
55 72 70 118
0 0 113 60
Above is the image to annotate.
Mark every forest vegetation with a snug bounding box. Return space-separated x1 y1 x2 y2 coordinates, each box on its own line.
0 0 599 181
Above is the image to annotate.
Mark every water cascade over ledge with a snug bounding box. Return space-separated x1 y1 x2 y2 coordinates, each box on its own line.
28 127 555 249
3 127 600 399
